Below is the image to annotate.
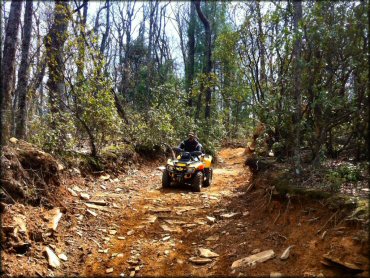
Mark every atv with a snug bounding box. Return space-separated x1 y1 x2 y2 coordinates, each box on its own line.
162 148 213 192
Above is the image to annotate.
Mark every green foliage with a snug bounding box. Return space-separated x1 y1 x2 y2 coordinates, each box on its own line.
213 28 251 139
325 170 345 192
325 163 362 192
196 117 226 157
255 133 269 156
127 82 196 150
273 171 331 199
336 164 362 182
101 144 135 157
28 112 76 153
64 31 122 155
123 77 225 157
71 70 121 153
23 1 368 167
233 1 368 166
272 141 285 158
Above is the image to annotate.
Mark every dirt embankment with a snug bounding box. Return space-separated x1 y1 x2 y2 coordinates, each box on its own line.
1 138 61 207
1 146 368 277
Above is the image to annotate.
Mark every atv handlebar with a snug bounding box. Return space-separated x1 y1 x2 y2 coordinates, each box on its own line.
172 148 203 157
172 147 182 153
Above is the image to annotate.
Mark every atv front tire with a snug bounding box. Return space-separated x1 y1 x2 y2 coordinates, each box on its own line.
162 169 171 188
204 168 213 187
192 171 203 192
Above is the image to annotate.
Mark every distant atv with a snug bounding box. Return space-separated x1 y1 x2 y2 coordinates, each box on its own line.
162 148 213 192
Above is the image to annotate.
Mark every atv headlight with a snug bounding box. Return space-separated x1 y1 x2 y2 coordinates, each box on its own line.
187 167 196 173
167 165 174 171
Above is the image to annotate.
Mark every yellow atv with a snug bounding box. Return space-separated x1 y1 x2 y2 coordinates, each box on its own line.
162 148 213 192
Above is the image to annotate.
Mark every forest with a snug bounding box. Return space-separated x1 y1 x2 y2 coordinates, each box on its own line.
0 1 369 277
1 0 367 163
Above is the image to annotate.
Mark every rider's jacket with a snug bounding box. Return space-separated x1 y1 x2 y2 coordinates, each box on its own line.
178 139 202 153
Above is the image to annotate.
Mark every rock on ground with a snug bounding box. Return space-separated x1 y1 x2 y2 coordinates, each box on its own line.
44 247 61 268
280 246 294 260
270 272 283 277
231 250 275 269
189 257 213 265
198 248 219 258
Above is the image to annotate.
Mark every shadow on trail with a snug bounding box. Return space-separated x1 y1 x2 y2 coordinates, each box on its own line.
158 183 197 194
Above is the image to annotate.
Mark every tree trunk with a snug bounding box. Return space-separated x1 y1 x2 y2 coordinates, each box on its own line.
99 0 110 56
146 0 159 104
234 101 240 138
45 1 70 115
30 55 47 117
77 0 88 80
118 0 134 102
186 2 196 108
73 0 88 134
195 86 202 120
367 1 370 162
0 0 4 55
0 1 4 73
147 1 155 63
194 0 212 119
31 3 46 117
1 0 22 146
256 1 266 101
111 89 129 125
15 0 33 139
292 1 303 175
45 1 70 152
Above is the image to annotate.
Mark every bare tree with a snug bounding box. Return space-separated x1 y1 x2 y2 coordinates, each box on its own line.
194 0 212 119
186 2 196 108
0 0 4 56
146 0 159 100
99 0 110 56
292 1 302 175
147 1 159 63
116 0 136 99
1 0 23 145
15 0 33 139
256 1 266 101
44 1 70 135
76 0 88 80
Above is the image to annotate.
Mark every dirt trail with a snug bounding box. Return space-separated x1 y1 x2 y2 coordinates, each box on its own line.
3 147 367 277
83 148 251 276
6 147 365 277
72 147 368 277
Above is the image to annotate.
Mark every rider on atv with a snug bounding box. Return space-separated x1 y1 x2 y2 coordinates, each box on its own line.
178 132 203 154
162 131 211 191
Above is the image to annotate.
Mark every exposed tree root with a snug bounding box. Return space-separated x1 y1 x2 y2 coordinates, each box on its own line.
1 139 61 206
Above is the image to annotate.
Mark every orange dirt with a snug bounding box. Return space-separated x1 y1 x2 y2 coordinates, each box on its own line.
2 148 368 277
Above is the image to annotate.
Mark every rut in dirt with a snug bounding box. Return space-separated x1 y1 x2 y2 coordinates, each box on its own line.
83 148 251 276
1 145 367 277
78 147 368 277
